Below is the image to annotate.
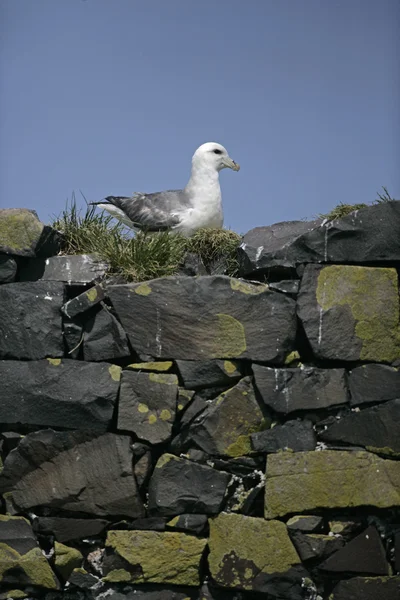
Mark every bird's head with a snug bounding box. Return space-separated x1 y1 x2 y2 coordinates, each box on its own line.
192 142 240 173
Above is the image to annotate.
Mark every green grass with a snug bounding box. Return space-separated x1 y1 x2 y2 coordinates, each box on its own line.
319 186 396 220
51 196 241 282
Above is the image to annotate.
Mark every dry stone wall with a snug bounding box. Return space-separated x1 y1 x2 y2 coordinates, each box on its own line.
0 204 400 600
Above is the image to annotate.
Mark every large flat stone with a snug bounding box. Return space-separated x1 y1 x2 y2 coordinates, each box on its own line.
252 364 348 413
19 254 108 284
349 363 400 406
176 359 243 389
35 517 108 543
118 372 178 444
297 264 400 362
0 281 64 359
238 201 400 276
0 359 121 430
330 577 400 600
108 276 297 362
251 419 316 453
265 450 400 518
1 431 144 518
0 515 58 589
208 513 306 598
148 453 230 516
103 530 207 586
0 208 61 258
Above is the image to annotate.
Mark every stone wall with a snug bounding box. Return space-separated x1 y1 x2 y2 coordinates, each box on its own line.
0 204 399 600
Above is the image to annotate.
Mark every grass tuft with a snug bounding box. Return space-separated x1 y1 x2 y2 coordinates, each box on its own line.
319 186 397 221
51 196 241 282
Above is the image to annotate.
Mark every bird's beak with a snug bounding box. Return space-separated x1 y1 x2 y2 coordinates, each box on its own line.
223 156 240 171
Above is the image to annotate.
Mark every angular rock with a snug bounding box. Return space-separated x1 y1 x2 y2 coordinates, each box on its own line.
184 378 267 457
329 520 362 538
319 526 389 575
118 372 178 444
134 446 152 489
166 514 208 536
67 568 100 590
269 279 300 296
0 359 121 430
63 317 83 358
319 400 400 456
290 532 344 562
176 359 244 390
0 281 64 359
0 254 17 283
330 576 400 600
35 517 108 542
126 361 173 372
0 514 58 589
61 284 105 318
0 208 61 258
108 276 297 362
208 512 306 598
54 542 83 580
148 454 230 516
103 530 207 585
177 388 195 413
239 201 400 276
265 450 400 518
286 515 324 533
83 307 130 361
251 420 316 453
19 254 108 284
252 364 347 414
297 264 400 363
2 432 144 518
349 364 400 406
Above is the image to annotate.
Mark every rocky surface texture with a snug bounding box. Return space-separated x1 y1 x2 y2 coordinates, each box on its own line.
0 202 399 599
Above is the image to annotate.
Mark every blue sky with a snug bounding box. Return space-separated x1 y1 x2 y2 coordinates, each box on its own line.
1 0 399 234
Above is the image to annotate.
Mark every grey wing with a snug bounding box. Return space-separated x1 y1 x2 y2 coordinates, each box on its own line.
106 190 188 231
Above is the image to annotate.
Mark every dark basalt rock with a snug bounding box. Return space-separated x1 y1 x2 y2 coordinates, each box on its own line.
118 371 178 444
0 359 121 430
108 275 297 362
252 364 347 414
67 568 100 590
83 307 130 361
176 359 244 389
251 419 316 453
0 281 64 360
148 453 230 516
349 363 400 406
63 317 83 358
19 254 108 284
289 531 344 562
319 526 389 575
0 254 17 283
297 264 400 363
61 283 106 318
319 400 400 456
0 208 61 258
330 576 400 600
35 517 109 542
2 431 144 518
166 514 209 536
268 279 300 296
0 514 59 589
238 201 400 276
286 515 324 533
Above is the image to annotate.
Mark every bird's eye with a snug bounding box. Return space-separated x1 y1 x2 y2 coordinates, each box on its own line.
213 149 222 155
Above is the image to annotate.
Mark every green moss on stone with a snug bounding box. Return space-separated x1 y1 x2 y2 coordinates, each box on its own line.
230 279 265 295
54 541 83 580
103 568 132 583
108 364 122 381
0 543 58 589
127 361 173 372
212 313 247 358
148 372 178 385
155 453 180 469
316 265 400 362
0 210 43 252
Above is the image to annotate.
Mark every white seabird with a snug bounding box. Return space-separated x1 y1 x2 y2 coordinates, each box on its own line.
90 142 240 237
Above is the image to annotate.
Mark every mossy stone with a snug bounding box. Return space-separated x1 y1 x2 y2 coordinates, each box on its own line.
54 541 83 580
0 209 44 256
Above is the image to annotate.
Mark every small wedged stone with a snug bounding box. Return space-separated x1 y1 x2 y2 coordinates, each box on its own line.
166 514 208 536
0 359 121 430
0 208 61 258
126 361 174 372
269 279 299 296
183 377 268 457
63 317 83 358
103 530 207 586
0 254 17 283
286 515 324 533
108 275 297 362
83 307 130 361
319 399 400 456
176 359 244 390
61 284 105 318
148 453 230 516
252 364 347 414
0 281 64 360
208 512 307 598
319 526 389 575
54 542 83 580
0 514 59 589
289 532 344 562
19 254 108 284
118 372 178 444
251 419 316 453
67 568 99 590
35 517 109 542
1 431 144 518
330 576 400 600
297 264 400 363
265 450 400 519
349 363 400 406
